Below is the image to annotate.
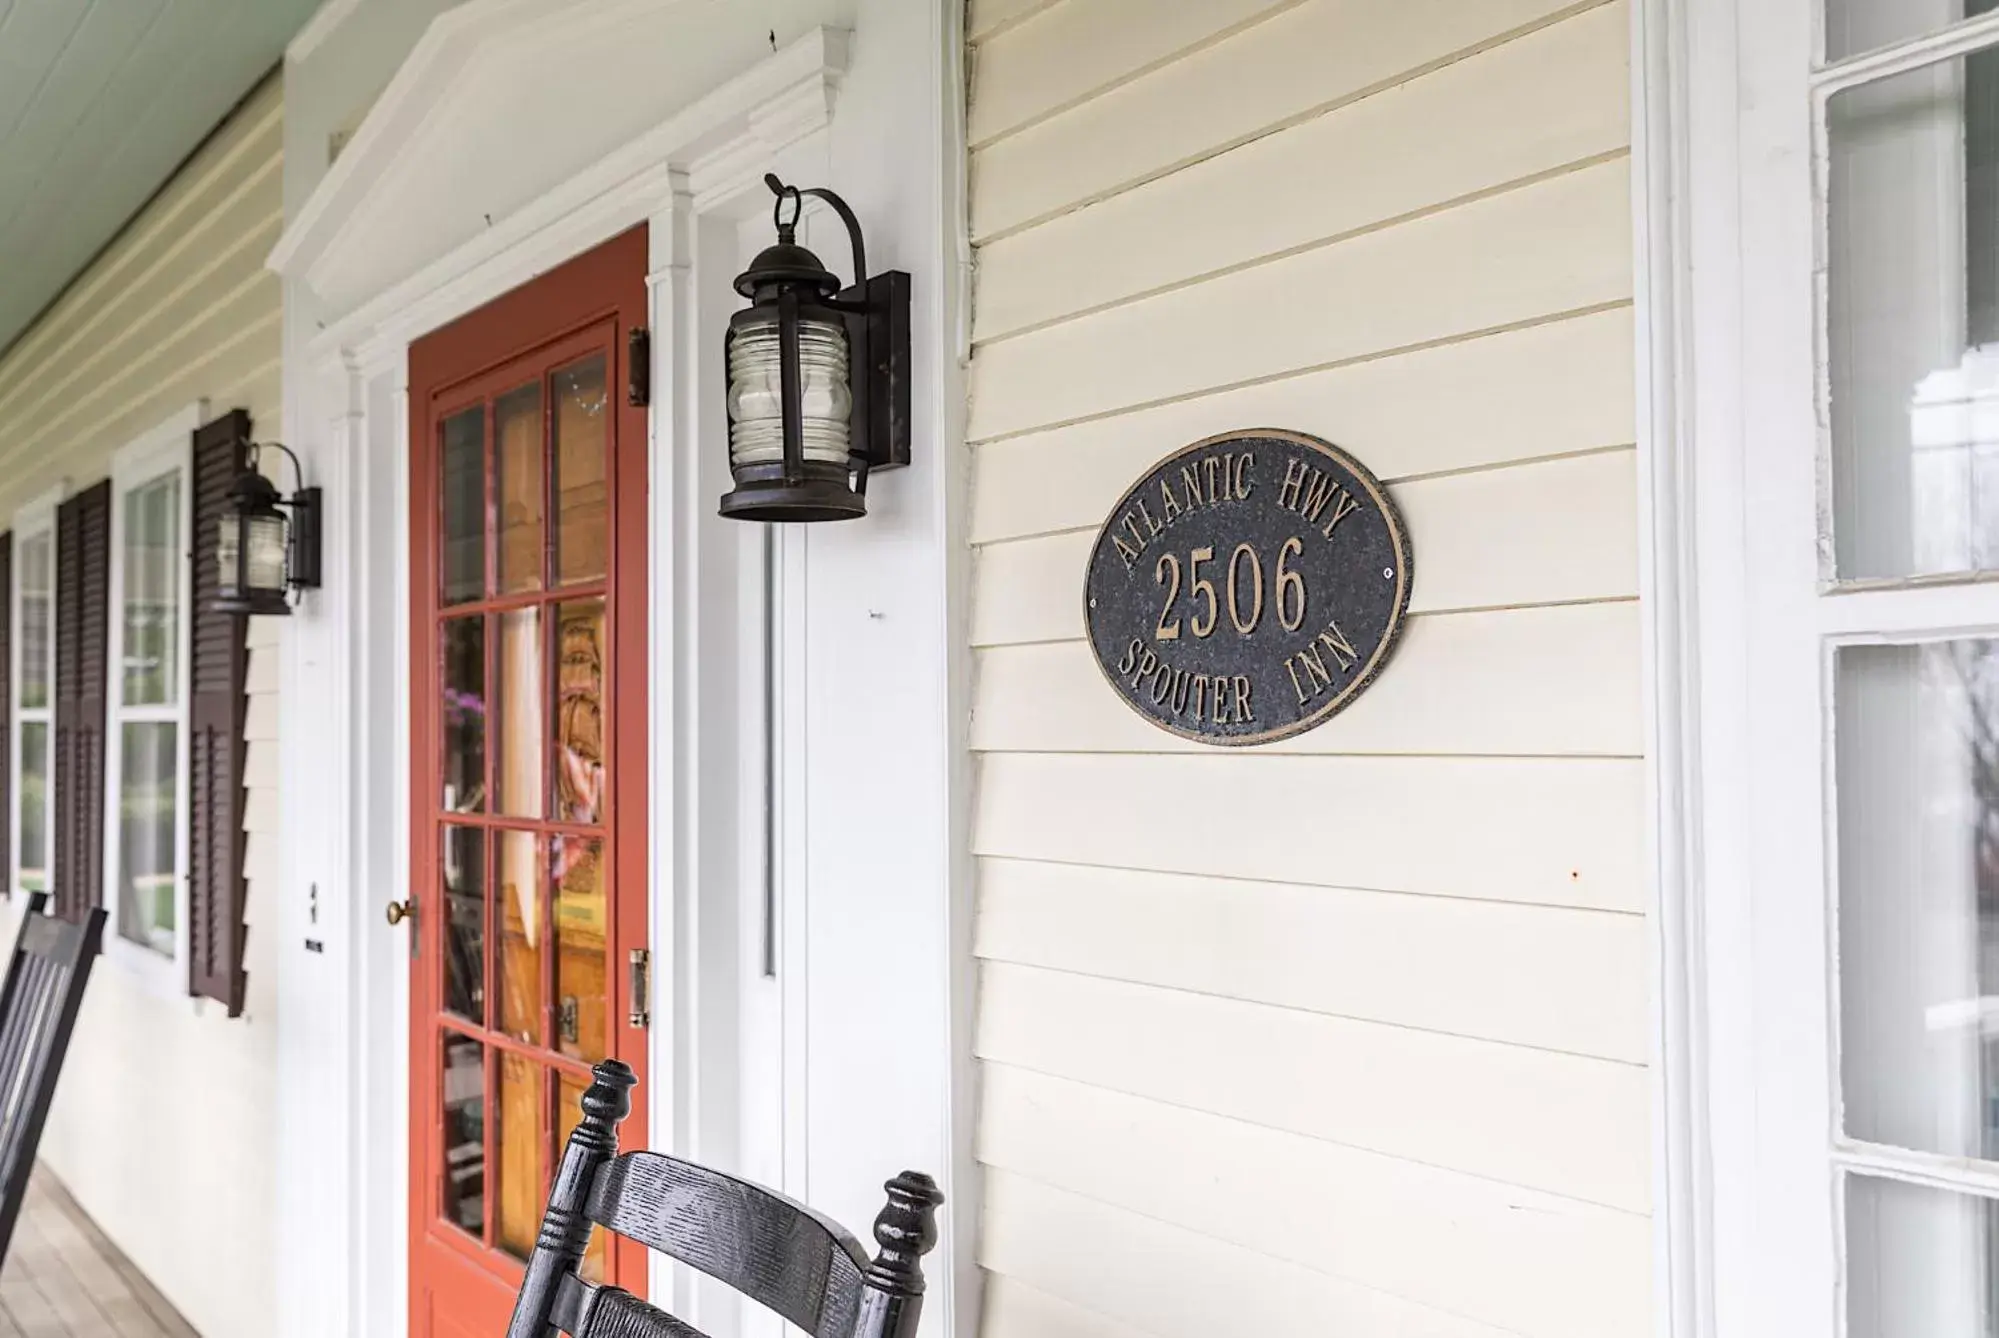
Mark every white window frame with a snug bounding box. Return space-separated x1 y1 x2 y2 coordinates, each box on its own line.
101 404 201 991
1646 2 1999 1335
11 484 64 901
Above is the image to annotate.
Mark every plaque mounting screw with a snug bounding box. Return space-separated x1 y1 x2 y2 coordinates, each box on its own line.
1383 568 1394 578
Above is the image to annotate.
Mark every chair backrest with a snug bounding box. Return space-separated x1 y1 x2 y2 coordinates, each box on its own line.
0 893 104 1260
507 1060 942 1338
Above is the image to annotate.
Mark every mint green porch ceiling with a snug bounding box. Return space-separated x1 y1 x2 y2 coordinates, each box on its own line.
0 0 320 358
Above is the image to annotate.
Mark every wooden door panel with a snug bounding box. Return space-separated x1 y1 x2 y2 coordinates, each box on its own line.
407 226 650 1338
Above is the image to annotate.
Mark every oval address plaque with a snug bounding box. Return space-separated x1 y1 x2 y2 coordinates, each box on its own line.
1084 429 1412 746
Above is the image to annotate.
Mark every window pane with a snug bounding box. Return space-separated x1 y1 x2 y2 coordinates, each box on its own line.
1837 641 1999 1158
442 826 485 1024
1829 51 1999 578
553 355 608 585
495 380 544 595
553 835 605 1063
19 531 49 711
121 471 180 707
441 405 486 606
116 722 176 955
441 616 485 813
495 607 543 818
495 1054 546 1261
1846 1174 1999 1334
18 721 46 893
440 1033 485 1238
555 599 605 823
1825 0 1996 63
497 829 543 1046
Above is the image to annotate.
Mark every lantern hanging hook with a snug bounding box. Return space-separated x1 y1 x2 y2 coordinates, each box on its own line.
764 173 868 289
249 440 307 497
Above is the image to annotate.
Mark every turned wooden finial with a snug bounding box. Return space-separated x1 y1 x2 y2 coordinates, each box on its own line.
505 1059 635 1338
853 1171 943 1338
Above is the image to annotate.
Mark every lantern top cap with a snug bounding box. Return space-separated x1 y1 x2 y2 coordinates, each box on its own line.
733 239 841 302
227 465 283 511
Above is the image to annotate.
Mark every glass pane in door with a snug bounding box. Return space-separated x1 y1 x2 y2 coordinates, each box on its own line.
1828 51 1999 578
553 356 609 585
495 1054 546 1260
442 617 487 813
555 600 606 823
440 1033 486 1238
1846 1174 1999 1334
441 405 487 606
1825 0 1997 62
496 830 545 1045
553 836 606 1063
495 607 543 818
495 381 545 595
1836 640 1999 1159
442 827 486 1024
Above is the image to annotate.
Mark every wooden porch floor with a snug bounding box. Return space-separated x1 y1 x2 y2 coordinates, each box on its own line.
0 1171 195 1338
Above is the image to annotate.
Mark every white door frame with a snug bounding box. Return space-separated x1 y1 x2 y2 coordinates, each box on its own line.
265 17 970 1336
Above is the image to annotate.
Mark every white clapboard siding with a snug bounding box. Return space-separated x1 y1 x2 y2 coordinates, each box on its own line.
973 3 1629 341
983 1170 1523 1338
968 160 1630 443
968 0 1294 149
964 0 1645 1331
972 602 1643 757
0 74 285 1338
978 963 1649 1209
982 1278 1153 1338
968 0 1057 42
972 450 1639 646
970 0 1599 240
970 307 1634 543
973 752 1644 912
980 1065 1651 1337
974 858 1647 1061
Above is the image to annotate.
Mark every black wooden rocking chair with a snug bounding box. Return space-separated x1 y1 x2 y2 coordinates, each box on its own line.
507 1059 942 1338
0 892 105 1261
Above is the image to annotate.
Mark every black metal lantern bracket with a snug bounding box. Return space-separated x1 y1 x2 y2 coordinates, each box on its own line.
770 175 911 482
246 441 323 596
719 175 911 519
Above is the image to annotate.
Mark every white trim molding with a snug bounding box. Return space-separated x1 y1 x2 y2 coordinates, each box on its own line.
1634 0 1723 1334
285 0 365 64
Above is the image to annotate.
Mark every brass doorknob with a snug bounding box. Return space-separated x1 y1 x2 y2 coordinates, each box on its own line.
385 899 414 927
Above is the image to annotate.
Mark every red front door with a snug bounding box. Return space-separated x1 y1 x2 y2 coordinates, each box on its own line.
406 227 651 1338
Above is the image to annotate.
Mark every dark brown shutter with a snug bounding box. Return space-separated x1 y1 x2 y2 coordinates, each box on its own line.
188 410 250 1014
0 531 12 897
52 482 109 924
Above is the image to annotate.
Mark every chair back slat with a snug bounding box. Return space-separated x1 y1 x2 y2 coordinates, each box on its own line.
506 1060 942 1338
552 1273 710 1338
0 894 104 1260
585 1153 869 1338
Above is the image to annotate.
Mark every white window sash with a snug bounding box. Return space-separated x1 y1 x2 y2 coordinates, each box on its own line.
101 403 201 991
11 484 62 903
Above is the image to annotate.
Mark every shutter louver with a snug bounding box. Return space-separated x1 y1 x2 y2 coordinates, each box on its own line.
188 410 250 1014
0 532 12 898
52 483 108 925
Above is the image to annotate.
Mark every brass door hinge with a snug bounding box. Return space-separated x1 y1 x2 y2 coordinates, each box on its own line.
628 948 650 1029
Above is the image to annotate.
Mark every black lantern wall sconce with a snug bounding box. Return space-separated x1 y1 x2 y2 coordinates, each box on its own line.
720 174 911 522
212 442 321 615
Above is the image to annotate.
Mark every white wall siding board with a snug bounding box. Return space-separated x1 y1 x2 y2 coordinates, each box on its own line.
964 2 1645 1332
974 859 1648 1062
967 0 1295 149
974 753 1644 913
972 2 1630 342
967 159 1631 443
969 0 1600 241
972 450 1640 646
972 603 1644 758
0 75 284 1338
981 1170 1523 1338
969 307 1635 543
978 963 1649 1210
980 1066 1651 1338
982 1277 1154 1338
